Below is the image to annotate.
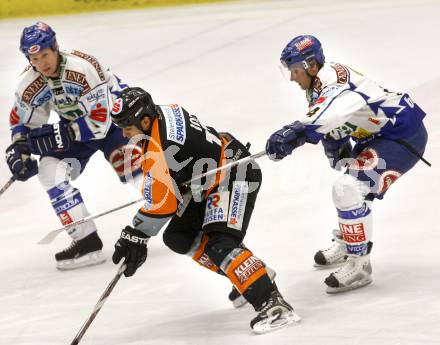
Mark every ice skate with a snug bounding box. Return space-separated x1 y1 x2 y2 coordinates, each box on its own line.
324 254 372 293
229 266 276 308
55 231 105 270
250 290 301 334
314 229 347 268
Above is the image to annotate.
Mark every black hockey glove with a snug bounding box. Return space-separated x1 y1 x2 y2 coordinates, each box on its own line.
321 136 352 170
112 226 150 277
5 140 38 181
28 122 74 155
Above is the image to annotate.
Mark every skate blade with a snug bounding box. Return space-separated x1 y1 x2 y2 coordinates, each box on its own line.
313 261 346 269
326 278 373 294
252 311 301 334
56 250 106 271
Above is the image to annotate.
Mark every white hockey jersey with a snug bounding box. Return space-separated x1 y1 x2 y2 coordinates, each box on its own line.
9 50 127 142
301 62 425 142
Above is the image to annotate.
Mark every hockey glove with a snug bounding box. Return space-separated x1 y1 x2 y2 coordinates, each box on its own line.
28 123 74 155
5 140 38 181
321 136 352 170
266 121 307 161
112 226 150 277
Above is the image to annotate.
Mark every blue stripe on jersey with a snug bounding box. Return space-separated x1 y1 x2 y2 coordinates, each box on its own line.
75 116 95 141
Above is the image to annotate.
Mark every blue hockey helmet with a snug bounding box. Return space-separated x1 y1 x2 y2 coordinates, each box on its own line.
20 22 57 57
280 35 325 69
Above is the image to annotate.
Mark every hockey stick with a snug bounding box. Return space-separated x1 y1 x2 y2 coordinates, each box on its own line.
0 177 16 198
70 262 127 345
184 149 267 185
38 149 268 244
37 197 144 244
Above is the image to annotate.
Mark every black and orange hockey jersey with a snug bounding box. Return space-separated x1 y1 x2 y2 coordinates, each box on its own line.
132 104 229 236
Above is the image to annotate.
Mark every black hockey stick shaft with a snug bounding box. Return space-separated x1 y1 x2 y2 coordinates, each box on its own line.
70 263 127 345
0 177 15 198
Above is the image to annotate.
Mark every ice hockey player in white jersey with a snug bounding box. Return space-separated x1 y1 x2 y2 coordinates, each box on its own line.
4 22 142 270
266 35 428 293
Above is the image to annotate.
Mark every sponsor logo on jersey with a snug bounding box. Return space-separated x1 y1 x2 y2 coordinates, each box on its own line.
227 182 248 230
35 90 52 106
368 117 381 125
294 37 314 51
86 88 105 102
378 170 401 195
65 84 82 97
233 255 264 284
163 104 186 145
143 172 153 210
90 102 108 123
112 98 123 115
339 222 366 243
332 63 349 84
203 191 229 227
349 148 379 171
9 107 20 126
71 50 106 81
351 202 369 218
22 76 46 104
65 69 91 95
316 96 326 104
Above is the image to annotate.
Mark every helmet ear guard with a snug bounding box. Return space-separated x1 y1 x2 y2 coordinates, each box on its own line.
110 87 157 130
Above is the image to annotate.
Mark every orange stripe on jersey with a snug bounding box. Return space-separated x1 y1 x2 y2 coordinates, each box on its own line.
140 119 178 217
205 135 230 197
225 250 267 294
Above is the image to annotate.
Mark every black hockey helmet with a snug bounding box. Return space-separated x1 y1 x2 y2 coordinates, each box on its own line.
111 87 156 129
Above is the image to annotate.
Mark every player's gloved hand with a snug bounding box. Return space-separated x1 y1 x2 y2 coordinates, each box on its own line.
112 225 150 277
265 121 306 161
5 140 38 181
28 123 74 155
322 136 352 170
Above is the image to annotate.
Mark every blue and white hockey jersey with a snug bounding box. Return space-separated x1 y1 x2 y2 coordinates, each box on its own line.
9 50 127 143
301 62 426 142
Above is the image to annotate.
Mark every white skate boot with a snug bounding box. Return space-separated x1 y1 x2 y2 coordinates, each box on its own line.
314 229 347 268
324 253 372 294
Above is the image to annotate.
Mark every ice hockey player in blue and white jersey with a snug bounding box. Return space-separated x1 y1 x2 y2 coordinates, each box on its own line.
5 22 142 270
266 35 428 293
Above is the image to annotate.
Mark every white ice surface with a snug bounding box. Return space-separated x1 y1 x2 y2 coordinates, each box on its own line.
0 1 439 344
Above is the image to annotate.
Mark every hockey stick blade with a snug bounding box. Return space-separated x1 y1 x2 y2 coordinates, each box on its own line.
70 263 126 345
0 177 15 198
38 198 144 244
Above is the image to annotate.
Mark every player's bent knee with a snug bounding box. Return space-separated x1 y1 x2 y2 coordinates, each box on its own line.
205 234 240 267
162 229 194 254
332 174 370 210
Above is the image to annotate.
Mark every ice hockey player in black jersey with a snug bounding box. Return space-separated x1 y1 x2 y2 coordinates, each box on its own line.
109 87 301 333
